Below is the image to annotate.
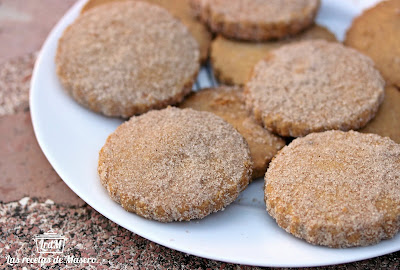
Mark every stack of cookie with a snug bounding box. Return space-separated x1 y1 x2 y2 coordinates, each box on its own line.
56 0 256 223
345 0 400 144
54 0 400 249
189 0 400 248
194 0 334 85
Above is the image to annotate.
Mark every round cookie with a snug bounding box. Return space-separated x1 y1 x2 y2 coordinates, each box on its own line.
98 107 253 222
345 0 400 88
265 130 400 248
81 0 211 62
56 1 200 118
192 0 320 41
211 25 337 86
244 40 385 137
359 85 400 144
179 86 285 179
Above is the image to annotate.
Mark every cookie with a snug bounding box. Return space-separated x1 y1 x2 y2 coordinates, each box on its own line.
81 0 211 62
56 1 199 118
192 0 320 41
359 85 400 144
211 25 337 86
179 86 285 179
98 107 252 222
265 130 400 248
244 40 385 137
345 0 400 88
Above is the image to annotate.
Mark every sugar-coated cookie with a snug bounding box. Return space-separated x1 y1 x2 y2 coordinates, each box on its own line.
360 85 400 144
345 0 400 88
56 1 199 117
211 25 336 85
179 86 285 179
266 130 400 247
192 0 320 41
98 107 253 222
81 0 211 62
245 40 384 137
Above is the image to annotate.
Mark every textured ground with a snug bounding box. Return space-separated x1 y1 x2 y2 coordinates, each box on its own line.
0 0 399 268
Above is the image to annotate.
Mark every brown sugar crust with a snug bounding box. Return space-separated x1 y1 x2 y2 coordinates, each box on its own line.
179 86 285 179
360 85 400 144
345 0 400 88
98 107 253 222
244 40 385 137
81 0 211 62
192 0 320 41
56 1 200 118
211 25 337 86
265 130 400 248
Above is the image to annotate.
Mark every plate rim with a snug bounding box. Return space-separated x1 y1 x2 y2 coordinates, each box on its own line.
29 0 399 267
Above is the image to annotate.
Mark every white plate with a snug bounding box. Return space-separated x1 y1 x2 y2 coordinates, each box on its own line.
30 0 400 267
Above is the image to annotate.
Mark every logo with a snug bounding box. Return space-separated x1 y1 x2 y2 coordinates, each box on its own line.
5 229 100 266
33 230 67 254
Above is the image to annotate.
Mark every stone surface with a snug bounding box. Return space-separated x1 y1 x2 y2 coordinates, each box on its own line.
0 0 76 62
0 52 36 116
0 112 85 206
0 199 399 269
